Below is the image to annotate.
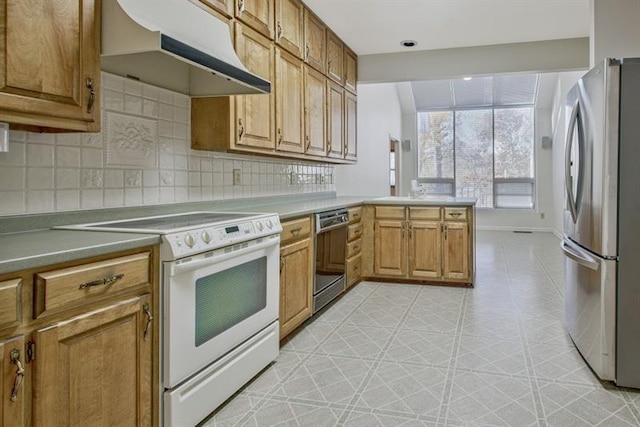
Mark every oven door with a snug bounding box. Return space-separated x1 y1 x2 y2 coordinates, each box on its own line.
163 234 280 388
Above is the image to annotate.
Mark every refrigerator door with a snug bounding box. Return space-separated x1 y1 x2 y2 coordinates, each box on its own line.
562 237 616 381
563 59 619 258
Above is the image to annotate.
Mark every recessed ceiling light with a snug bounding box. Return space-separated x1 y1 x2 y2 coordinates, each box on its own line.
463 77 472 81
400 40 417 48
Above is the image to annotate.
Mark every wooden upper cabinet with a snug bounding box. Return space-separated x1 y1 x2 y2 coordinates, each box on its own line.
345 91 357 161
32 295 153 427
304 65 326 157
275 0 304 59
235 23 275 150
326 30 344 85
327 81 344 159
303 8 326 73
235 0 274 39
198 0 234 17
275 48 304 154
344 47 357 93
0 0 100 132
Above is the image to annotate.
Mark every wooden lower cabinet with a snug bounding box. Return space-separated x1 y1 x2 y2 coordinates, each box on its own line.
32 295 152 427
368 205 474 285
1 335 25 427
279 218 313 340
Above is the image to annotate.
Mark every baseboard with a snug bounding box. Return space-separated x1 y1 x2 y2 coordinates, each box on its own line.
476 225 555 233
551 229 563 240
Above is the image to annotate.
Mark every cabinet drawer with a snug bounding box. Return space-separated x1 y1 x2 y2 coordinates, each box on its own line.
346 254 361 287
444 207 468 221
0 279 21 327
34 252 150 318
347 222 363 242
347 238 362 258
348 206 362 223
409 207 441 220
375 206 405 219
280 216 312 244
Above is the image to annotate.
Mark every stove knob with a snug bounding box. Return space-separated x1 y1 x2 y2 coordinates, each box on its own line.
184 233 196 248
266 219 273 229
201 230 212 244
256 221 264 231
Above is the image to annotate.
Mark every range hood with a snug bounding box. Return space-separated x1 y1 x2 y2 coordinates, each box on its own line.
102 0 271 96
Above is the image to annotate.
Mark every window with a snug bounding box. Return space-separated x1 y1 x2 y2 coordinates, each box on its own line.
417 107 535 208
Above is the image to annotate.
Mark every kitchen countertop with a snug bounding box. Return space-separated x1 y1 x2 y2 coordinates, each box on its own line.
0 193 475 275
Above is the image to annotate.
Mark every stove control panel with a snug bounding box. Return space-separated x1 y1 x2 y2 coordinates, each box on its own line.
163 214 282 258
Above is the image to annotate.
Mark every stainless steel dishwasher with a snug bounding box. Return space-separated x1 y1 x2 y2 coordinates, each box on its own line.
314 208 349 312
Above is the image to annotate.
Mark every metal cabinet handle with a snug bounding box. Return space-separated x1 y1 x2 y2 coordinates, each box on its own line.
290 226 303 235
276 21 282 40
305 135 311 150
343 143 347 158
238 118 244 140
85 77 96 114
327 141 332 154
9 349 24 402
444 225 448 240
277 128 283 147
279 258 285 273
238 0 245 13
79 273 124 290
449 212 462 218
143 303 153 341
305 43 310 60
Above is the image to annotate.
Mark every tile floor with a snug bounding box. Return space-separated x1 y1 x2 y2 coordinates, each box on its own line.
202 231 640 426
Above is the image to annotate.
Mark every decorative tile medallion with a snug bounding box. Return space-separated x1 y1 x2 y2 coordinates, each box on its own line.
106 111 157 168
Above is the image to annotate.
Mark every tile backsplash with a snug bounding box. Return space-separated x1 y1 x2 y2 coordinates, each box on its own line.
0 73 335 216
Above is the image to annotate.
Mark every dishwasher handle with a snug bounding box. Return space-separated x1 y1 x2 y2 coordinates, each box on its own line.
561 239 600 271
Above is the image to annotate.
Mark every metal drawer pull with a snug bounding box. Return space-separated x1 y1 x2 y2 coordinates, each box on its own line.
449 212 462 217
79 273 124 290
143 303 153 341
290 227 303 235
9 349 24 402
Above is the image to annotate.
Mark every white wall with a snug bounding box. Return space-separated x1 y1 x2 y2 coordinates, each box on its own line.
590 0 640 67
335 83 402 196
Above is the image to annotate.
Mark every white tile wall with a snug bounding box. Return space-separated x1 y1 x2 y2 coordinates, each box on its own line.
0 72 336 215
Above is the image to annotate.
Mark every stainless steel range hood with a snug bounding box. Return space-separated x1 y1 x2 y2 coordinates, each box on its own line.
102 0 270 96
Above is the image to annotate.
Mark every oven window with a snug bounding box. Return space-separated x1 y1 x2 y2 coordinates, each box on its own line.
195 257 267 347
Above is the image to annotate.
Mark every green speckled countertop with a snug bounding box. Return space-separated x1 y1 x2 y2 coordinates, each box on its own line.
0 192 476 276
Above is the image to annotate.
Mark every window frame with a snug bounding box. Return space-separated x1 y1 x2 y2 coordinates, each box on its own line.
416 105 536 210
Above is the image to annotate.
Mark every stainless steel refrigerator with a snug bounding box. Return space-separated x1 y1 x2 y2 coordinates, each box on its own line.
562 58 640 388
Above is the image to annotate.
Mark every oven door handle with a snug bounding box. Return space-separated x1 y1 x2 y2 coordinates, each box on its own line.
168 236 280 276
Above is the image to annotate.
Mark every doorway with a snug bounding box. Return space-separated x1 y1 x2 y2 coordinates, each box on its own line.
389 137 400 195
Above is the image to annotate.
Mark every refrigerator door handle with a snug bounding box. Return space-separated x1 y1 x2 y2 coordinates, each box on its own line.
565 99 580 223
561 239 600 271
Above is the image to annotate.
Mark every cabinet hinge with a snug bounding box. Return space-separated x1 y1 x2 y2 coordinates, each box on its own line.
26 341 35 363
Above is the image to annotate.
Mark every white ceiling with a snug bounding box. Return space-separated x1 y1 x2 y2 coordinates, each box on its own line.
303 0 590 56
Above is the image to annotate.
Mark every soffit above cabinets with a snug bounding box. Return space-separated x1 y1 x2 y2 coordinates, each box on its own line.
411 73 540 110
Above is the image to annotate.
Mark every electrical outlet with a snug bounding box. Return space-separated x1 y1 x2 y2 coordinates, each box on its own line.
232 169 241 186
540 212 545 219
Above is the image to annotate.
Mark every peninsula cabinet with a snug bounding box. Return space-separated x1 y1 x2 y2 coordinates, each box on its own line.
346 207 363 289
275 0 304 59
235 0 274 39
0 0 101 132
275 48 305 154
0 246 159 427
279 217 314 340
365 205 474 285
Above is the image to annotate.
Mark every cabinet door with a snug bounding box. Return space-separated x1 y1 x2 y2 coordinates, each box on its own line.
409 221 442 279
327 81 344 159
303 9 326 73
235 23 275 150
304 65 327 157
0 336 25 426
0 0 100 131
280 238 313 339
374 220 406 277
32 295 153 427
235 0 274 39
344 47 357 93
275 48 305 154
198 0 233 17
443 222 470 280
275 0 304 59
326 31 344 85
345 91 357 161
